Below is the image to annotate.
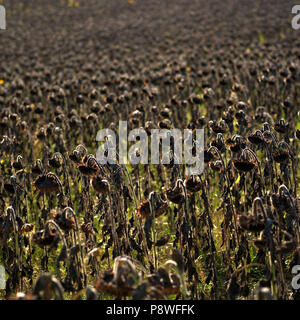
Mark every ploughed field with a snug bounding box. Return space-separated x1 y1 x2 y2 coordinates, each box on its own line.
0 0 299 300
